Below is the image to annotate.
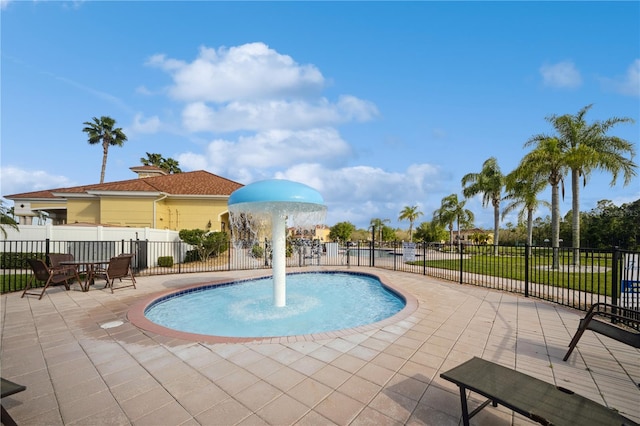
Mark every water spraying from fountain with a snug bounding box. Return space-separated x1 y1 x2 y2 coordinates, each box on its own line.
228 179 327 307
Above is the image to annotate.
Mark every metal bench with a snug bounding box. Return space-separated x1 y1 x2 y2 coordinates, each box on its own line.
440 357 638 426
1 378 26 426
563 303 640 361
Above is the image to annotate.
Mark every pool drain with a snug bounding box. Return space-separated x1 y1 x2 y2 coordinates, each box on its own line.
100 320 124 329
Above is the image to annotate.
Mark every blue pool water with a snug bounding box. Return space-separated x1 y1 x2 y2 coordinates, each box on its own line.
144 272 405 338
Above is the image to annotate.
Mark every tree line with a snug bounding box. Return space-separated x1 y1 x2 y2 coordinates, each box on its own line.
330 105 638 253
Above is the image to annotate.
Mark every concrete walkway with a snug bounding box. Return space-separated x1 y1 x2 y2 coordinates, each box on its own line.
1 267 638 425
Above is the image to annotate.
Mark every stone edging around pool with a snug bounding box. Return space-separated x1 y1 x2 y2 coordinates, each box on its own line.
127 270 419 344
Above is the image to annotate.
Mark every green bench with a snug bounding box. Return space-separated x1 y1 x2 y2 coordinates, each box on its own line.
1 378 26 426
440 357 638 426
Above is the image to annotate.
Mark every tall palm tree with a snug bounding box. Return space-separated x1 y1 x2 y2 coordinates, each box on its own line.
502 168 551 255
369 218 390 244
83 116 128 183
543 104 636 264
520 137 568 268
461 157 504 255
433 194 474 244
398 206 423 242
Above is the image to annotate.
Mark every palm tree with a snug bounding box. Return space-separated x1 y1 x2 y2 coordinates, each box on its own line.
140 152 164 167
1 201 19 238
369 218 390 244
543 104 636 264
83 116 128 183
520 137 568 268
433 194 474 245
141 152 183 174
398 206 423 242
162 158 183 174
502 168 551 255
461 157 504 255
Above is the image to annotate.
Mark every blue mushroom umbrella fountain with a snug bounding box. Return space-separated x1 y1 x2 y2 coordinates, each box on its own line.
228 179 327 307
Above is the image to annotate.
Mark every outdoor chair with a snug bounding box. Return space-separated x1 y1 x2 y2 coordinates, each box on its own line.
47 253 74 268
47 252 87 278
97 255 136 293
22 258 81 300
563 303 640 361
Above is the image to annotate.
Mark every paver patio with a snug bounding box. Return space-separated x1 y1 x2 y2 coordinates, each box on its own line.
1 266 638 425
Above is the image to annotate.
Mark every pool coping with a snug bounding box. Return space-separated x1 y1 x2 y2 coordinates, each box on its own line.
127 270 419 344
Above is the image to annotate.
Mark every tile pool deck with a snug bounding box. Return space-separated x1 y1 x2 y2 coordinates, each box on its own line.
1 267 638 425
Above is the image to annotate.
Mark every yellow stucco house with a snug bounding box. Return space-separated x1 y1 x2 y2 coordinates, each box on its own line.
4 166 244 233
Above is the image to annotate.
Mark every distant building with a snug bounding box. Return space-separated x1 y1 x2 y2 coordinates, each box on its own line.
3 166 243 232
456 228 494 245
288 225 331 242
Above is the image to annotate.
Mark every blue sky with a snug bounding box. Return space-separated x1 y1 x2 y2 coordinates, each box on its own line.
1 1 639 230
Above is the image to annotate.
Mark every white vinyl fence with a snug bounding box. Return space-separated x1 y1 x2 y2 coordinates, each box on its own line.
1 224 182 267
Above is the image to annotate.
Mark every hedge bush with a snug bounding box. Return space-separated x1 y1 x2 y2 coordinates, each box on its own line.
0 252 45 269
157 256 174 267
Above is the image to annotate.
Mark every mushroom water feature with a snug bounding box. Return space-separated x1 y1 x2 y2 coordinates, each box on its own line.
228 179 327 307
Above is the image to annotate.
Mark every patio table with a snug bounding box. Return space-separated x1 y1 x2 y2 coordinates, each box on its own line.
60 260 109 291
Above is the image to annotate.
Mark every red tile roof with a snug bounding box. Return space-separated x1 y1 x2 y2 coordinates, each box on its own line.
4 171 244 200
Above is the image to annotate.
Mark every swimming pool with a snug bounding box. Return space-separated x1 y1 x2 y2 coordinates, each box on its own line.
141 272 406 340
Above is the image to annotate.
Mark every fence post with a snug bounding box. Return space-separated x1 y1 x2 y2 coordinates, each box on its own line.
227 240 231 271
393 240 397 271
370 228 375 268
423 243 426 276
524 243 530 297
459 241 463 284
611 246 620 307
45 238 50 264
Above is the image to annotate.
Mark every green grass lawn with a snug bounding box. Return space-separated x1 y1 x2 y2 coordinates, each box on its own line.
410 253 614 296
1 273 90 294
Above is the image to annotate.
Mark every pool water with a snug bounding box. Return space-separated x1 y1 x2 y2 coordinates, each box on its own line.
144 272 405 338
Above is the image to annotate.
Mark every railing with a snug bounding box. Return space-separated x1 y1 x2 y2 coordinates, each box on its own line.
2 239 638 321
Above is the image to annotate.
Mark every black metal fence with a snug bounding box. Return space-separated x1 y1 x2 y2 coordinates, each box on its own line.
2 239 638 317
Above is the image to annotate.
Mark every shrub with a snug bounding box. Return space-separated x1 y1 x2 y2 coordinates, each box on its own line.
251 244 264 258
157 256 174 267
184 250 199 263
0 252 44 269
179 229 230 261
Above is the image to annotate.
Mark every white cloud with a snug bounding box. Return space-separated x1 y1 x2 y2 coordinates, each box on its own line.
1 166 75 197
176 152 209 171
135 85 154 96
182 97 378 133
540 61 582 89
148 43 325 103
600 59 640 97
336 95 379 122
273 163 445 228
148 42 378 133
129 113 162 134
177 128 352 182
